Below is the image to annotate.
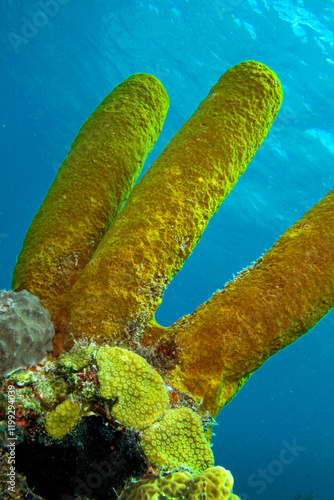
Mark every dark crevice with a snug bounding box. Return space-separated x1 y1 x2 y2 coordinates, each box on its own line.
15 415 147 500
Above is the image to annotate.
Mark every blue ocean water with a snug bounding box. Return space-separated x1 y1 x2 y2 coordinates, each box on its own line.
0 1 333 499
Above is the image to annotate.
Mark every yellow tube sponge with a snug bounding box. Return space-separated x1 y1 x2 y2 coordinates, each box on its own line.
96 346 169 430
63 61 283 348
45 398 81 439
140 407 214 473
165 189 334 415
11 74 169 353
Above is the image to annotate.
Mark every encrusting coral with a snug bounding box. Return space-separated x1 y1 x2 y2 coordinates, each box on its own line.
96 346 169 430
0 344 217 498
1 60 332 499
45 398 81 440
118 466 240 500
140 407 214 473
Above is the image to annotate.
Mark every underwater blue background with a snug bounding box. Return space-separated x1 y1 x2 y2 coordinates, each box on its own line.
0 1 333 498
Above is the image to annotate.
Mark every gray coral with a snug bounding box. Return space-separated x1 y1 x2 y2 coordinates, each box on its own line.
0 290 54 377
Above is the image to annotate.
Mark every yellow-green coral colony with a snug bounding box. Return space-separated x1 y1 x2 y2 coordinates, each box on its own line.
119 466 240 500
140 408 214 473
96 346 170 430
41 345 212 476
45 399 81 439
58 345 96 372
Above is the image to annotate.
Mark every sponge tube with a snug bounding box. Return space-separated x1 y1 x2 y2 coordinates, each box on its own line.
12 74 169 343
64 61 283 349
166 189 334 415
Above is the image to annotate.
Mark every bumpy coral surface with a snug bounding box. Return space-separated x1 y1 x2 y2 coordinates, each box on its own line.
119 466 239 499
140 407 214 473
188 466 236 499
45 398 81 439
1 342 221 498
58 345 96 372
0 290 54 377
118 470 192 499
96 346 169 430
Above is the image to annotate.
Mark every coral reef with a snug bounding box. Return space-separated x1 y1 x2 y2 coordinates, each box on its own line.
1 60 332 498
6 345 210 477
1 412 147 500
0 290 54 378
0 345 212 498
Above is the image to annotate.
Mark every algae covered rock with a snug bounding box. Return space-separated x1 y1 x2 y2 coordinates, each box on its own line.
0 290 54 378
